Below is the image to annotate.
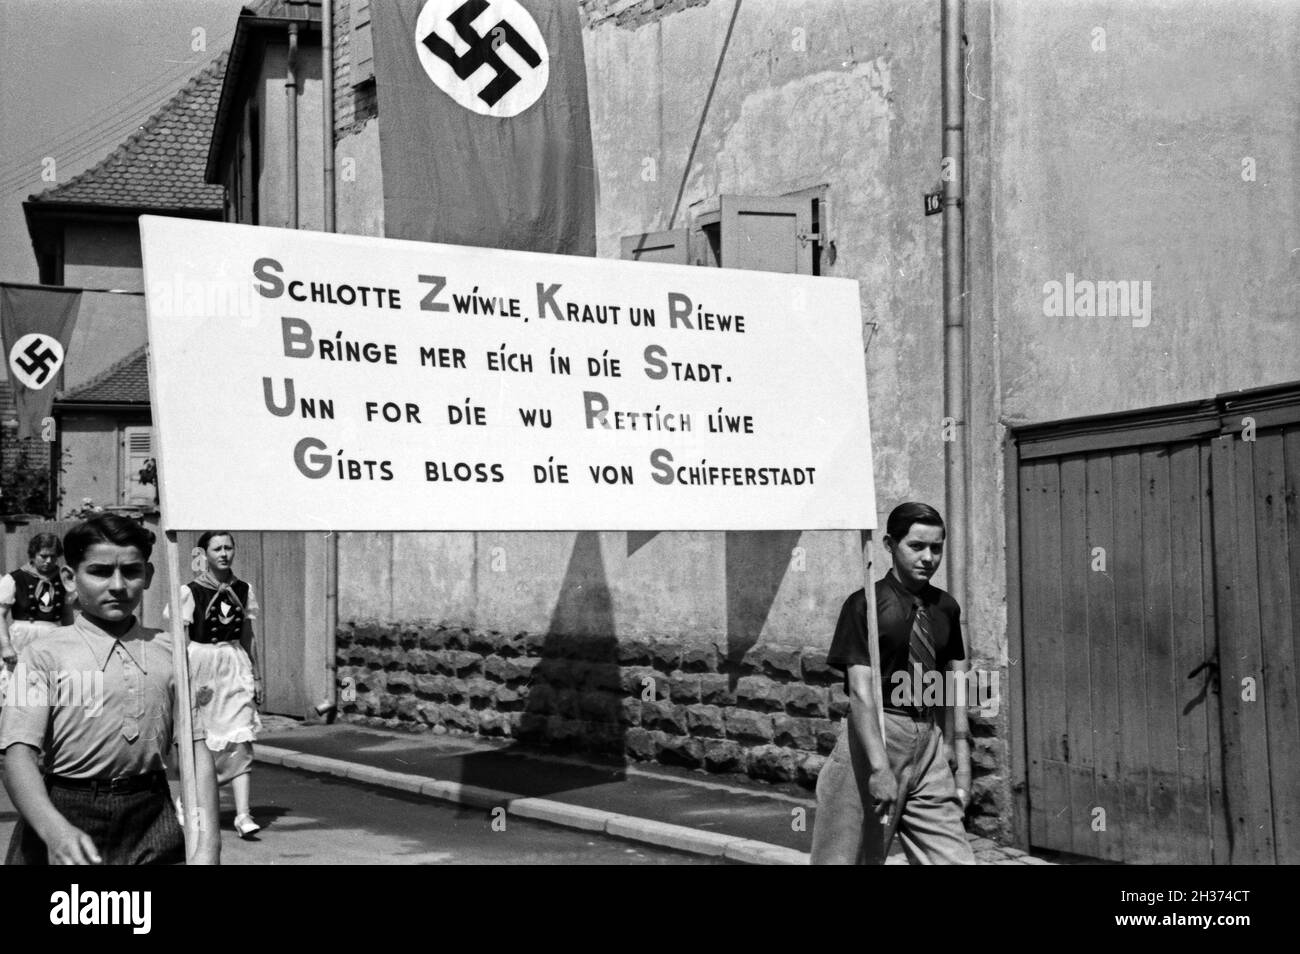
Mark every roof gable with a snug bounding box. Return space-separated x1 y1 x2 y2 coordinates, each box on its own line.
57 346 150 405
27 52 229 214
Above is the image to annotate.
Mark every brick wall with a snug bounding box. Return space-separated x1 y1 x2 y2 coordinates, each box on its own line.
579 0 713 31
336 622 1005 836
331 0 378 140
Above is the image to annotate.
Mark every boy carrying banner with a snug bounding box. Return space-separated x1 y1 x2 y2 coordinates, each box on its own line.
811 502 975 865
0 515 220 865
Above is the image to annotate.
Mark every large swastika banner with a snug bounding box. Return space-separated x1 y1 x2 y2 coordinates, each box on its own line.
371 0 596 255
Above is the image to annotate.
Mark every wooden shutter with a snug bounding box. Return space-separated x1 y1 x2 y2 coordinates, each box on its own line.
350 0 375 86
719 195 813 274
620 229 690 264
122 426 154 506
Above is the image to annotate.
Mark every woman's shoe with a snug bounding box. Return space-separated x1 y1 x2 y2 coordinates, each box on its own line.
234 813 261 838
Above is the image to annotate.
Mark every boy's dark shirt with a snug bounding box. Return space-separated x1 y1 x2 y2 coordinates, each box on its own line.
826 569 966 704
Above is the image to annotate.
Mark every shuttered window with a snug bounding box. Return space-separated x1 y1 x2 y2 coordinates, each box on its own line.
122 426 155 506
717 195 815 275
350 0 375 86
622 193 823 275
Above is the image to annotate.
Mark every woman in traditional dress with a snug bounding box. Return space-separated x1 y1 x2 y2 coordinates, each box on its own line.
178 531 263 837
0 532 70 678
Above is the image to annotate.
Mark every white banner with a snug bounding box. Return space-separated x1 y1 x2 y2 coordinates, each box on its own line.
139 217 875 531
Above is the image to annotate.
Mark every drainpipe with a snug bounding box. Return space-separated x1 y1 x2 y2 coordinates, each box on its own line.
319 3 340 722
941 0 967 616
323 2 335 234
286 23 299 229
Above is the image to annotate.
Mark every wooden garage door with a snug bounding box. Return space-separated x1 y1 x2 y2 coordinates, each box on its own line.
1019 439 1224 863
1209 414 1300 864
1016 383 1300 864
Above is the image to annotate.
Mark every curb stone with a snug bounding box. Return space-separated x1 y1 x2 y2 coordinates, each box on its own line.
255 744 809 864
604 815 738 856
346 762 426 795
723 839 809 865
508 798 615 832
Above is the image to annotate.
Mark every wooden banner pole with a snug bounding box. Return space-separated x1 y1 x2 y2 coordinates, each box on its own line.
164 530 200 859
864 528 904 860
143 304 200 859
861 529 886 750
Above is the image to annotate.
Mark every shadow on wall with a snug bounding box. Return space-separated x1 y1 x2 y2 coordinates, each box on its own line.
724 530 803 678
465 529 805 765
520 530 626 757
458 530 628 798
624 527 803 671
381 528 818 799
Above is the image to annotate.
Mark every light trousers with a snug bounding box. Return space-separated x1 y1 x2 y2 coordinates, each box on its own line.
811 709 975 865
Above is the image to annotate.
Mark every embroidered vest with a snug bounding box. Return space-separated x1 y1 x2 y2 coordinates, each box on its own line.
187 579 249 644
10 568 64 622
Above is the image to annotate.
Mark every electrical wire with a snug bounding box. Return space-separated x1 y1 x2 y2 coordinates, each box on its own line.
0 42 233 193
0 34 234 174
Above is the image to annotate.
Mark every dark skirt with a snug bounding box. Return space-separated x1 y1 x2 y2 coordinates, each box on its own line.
6 773 185 865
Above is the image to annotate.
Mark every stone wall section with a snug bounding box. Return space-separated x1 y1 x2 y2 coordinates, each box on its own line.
337 623 1004 836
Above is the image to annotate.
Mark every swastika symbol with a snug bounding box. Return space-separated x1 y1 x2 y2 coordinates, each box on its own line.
15 338 59 386
421 0 541 108
8 334 65 391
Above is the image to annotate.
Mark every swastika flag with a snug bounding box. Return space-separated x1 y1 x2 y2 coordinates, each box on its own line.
0 285 82 439
371 0 596 255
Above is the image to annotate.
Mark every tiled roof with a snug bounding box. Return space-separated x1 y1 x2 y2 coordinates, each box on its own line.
57 346 150 404
27 52 229 212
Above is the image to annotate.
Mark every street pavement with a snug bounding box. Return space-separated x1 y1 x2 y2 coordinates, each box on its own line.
0 763 724 864
0 719 1070 864
253 720 1064 865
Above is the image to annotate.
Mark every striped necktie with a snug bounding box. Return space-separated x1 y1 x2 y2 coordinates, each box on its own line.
909 599 937 677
